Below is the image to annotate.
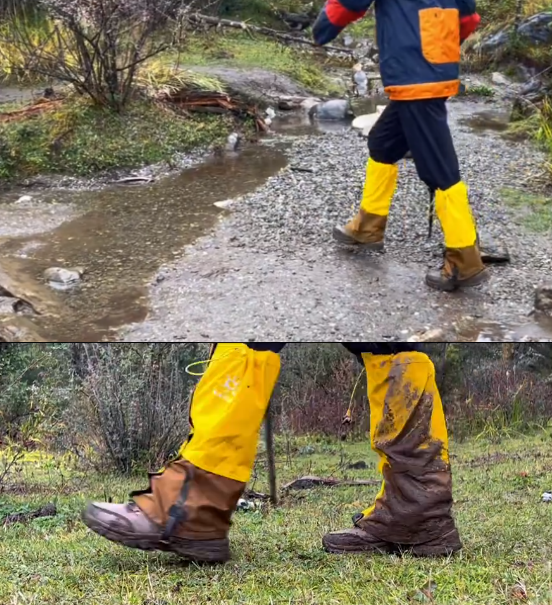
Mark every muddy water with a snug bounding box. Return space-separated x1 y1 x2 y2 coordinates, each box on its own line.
0 145 288 341
271 96 388 136
458 109 511 133
456 316 552 342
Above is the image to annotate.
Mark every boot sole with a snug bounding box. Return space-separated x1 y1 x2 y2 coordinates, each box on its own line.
81 508 230 563
332 227 384 250
426 268 490 292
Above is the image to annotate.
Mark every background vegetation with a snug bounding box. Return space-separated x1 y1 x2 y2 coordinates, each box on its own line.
1 0 551 181
1 342 551 482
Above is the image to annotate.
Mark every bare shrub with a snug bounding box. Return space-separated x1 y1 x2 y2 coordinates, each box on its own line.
62 343 208 473
2 0 187 110
274 344 368 439
447 360 552 441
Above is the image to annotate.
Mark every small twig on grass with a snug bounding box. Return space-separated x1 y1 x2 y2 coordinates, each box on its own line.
282 476 380 491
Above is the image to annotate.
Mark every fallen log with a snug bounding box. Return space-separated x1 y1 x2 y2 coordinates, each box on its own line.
0 99 64 123
2 503 57 526
161 89 269 132
186 13 355 55
282 476 380 490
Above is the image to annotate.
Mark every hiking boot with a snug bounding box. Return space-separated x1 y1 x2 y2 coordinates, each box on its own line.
426 245 489 291
82 500 230 562
323 517 462 557
323 513 395 554
333 210 386 250
476 232 511 264
82 460 244 563
403 527 462 557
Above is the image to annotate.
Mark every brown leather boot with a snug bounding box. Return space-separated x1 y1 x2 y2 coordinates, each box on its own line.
323 472 462 557
82 460 244 563
333 210 386 249
426 245 489 291
323 350 462 558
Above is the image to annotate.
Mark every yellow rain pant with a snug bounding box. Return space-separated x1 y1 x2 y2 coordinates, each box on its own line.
435 181 478 249
359 158 399 216
181 343 281 483
359 351 450 529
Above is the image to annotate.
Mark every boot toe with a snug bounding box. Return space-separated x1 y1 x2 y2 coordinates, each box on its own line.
322 527 393 554
332 225 358 244
82 502 161 549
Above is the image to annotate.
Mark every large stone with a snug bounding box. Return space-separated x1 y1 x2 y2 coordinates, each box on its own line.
517 12 552 44
310 99 354 121
534 283 552 316
43 266 84 290
188 66 311 107
479 11 552 54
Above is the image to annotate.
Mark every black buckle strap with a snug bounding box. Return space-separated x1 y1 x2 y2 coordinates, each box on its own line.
352 512 364 527
161 464 195 542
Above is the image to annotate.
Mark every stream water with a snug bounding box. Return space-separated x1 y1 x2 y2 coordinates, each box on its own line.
0 145 288 341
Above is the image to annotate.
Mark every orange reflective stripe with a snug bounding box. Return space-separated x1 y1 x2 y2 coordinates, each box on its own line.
385 80 460 100
419 7 460 64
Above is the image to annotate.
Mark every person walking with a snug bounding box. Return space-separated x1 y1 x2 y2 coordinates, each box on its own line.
82 343 461 562
314 0 486 291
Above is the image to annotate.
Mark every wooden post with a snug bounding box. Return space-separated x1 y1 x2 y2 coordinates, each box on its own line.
264 404 278 506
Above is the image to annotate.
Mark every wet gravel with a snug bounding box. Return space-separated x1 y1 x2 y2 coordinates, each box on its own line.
124 95 552 342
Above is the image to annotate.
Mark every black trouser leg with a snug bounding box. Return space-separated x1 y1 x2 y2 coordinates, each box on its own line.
395 98 461 191
368 102 409 165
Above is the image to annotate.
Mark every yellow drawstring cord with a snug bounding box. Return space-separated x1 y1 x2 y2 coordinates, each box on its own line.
343 366 366 425
184 343 225 376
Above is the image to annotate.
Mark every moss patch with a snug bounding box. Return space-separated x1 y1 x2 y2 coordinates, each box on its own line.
0 98 232 180
501 187 552 232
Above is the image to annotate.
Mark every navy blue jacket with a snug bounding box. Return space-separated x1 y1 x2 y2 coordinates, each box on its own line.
313 0 479 100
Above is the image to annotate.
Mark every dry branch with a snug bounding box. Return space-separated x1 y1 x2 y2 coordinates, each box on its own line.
186 13 355 55
0 98 63 123
282 476 380 490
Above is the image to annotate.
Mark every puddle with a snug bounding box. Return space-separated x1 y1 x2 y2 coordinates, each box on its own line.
458 110 511 133
455 317 552 342
0 85 45 106
0 145 288 341
271 95 388 137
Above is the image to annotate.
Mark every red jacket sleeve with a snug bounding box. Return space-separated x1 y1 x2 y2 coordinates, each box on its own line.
460 13 481 42
313 0 373 45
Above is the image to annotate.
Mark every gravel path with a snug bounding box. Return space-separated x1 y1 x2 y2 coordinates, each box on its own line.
124 95 552 342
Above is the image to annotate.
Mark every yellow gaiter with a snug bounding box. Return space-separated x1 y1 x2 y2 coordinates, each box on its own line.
181 343 281 483
357 350 454 544
360 158 399 216
435 181 478 249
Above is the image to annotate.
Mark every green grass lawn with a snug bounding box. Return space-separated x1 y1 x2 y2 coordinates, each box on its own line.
501 188 552 234
1 433 552 604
